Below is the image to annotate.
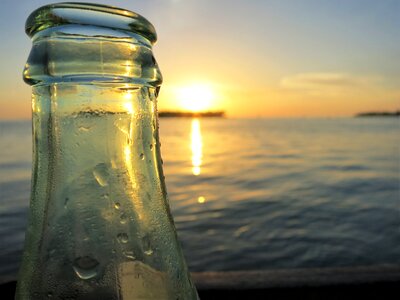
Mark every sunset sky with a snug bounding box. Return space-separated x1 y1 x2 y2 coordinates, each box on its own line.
0 0 399 119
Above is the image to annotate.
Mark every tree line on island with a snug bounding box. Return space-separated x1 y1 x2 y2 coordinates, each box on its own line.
158 111 225 118
355 110 399 117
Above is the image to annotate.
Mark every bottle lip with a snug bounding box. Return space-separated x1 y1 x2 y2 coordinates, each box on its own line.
25 2 157 44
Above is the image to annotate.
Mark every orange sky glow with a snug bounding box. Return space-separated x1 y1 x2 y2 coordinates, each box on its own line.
0 0 399 119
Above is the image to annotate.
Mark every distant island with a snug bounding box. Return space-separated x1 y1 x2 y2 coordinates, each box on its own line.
158 111 225 118
356 110 399 117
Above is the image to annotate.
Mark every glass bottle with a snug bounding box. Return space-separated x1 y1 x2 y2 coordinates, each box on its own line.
16 3 198 299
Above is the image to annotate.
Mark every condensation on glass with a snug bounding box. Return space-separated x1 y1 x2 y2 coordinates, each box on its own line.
16 3 198 299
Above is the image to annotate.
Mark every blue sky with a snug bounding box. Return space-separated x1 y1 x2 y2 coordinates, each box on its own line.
0 0 399 118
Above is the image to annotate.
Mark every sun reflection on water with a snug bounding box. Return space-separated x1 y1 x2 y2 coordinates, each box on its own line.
191 118 203 176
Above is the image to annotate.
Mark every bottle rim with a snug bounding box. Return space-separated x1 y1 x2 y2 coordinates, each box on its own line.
25 2 157 44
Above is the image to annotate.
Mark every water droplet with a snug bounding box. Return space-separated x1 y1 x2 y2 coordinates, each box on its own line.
78 126 90 132
93 163 109 187
73 256 99 280
117 233 129 244
149 144 153 150
114 202 121 209
126 137 133 145
140 153 144 160
123 251 135 260
144 249 153 256
120 213 127 224
142 236 153 256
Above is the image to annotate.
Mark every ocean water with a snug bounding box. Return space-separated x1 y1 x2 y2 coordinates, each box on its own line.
0 117 399 282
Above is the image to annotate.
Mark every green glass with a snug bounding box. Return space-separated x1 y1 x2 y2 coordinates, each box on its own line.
16 3 198 299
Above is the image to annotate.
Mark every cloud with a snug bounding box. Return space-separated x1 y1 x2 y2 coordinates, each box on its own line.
280 73 361 90
277 72 390 99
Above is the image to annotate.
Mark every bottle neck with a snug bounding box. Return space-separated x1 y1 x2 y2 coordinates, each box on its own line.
32 80 167 242
32 82 161 184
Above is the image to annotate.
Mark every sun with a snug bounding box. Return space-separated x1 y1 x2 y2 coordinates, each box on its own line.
176 84 215 112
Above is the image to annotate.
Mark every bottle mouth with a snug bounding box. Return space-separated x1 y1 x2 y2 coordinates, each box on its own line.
25 2 157 44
